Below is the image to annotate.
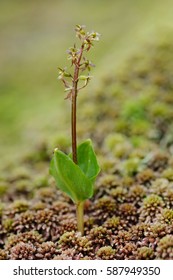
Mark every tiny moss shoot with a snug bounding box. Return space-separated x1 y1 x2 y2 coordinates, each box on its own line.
50 25 100 235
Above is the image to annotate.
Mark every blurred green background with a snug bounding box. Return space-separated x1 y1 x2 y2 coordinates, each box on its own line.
1 0 173 162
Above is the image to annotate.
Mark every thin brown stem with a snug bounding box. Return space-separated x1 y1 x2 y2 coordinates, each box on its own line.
71 44 84 164
71 88 77 163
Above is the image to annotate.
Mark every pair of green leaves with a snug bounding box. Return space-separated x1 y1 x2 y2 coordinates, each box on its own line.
50 139 100 203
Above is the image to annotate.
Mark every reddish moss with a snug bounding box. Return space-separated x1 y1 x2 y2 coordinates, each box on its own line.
136 169 155 184
0 249 7 260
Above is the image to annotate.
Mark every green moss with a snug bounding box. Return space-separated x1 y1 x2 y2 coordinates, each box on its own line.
162 168 173 181
0 249 7 260
49 134 71 153
156 235 173 259
10 167 31 181
31 202 46 211
3 219 13 231
130 119 151 136
122 157 141 176
11 200 29 213
121 100 146 121
143 194 164 208
110 186 127 202
58 231 76 247
0 183 8 196
150 102 172 118
0 203 4 217
161 208 173 224
96 196 116 213
104 216 120 229
15 179 32 193
137 247 154 260
137 169 155 184
99 157 117 173
104 133 127 150
89 226 108 242
96 246 116 259
151 223 167 237
33 175 49 189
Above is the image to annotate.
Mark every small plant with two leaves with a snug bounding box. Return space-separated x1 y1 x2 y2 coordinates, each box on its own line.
50 25 100 235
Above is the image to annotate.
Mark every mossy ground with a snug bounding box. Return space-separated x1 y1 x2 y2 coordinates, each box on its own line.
1 35 173 260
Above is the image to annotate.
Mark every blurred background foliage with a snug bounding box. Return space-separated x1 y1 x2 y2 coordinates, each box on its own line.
1 0 173 162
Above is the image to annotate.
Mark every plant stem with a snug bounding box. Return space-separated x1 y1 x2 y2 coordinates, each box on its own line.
71 88 77 164
76 201 84 235
71 44 85 235
71 44 84 164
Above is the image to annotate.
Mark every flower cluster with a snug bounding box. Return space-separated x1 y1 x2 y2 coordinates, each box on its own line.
58 24 100 99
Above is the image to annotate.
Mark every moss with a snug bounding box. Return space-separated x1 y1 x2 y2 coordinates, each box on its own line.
149 223 167 238
0 183 8 196
51 201 71 215
96 246 116 260
113 230 133 247
143 152 168 171
129 223 148 241
160 208 173 224
58 231 92 256
122 157 141 176
104 216 120 230
89 226 111 247
139 194 165 222
3 219 13 231
110 186 127 203
163 188 173 208
95 196 116 213
130 119 151 136
15 179 32 194
97 174 120 189
162 168 173 181
11 200 29 213
35 242 57 260
113 143 132 159
150 102 171 118
0 249 7 260
118 203 138 223
121 176 134 186
33 175 49 189
121 100 146 122
10 242 36 260
156 235 173 259
127 185 146 203
143 194 164 208
137 246 154 260
31 202 46 211
104 133 127 149
104 133 132 158
58 231 76 248
35 187 57 203
6 231 43 249
136 169 154 184
9 167 31 181
99 156 117 173
2 34 173 260
0 203 4 217
49 134 71 153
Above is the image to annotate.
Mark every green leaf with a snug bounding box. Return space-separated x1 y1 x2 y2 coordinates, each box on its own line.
50 149 93 203
76 139 100 183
